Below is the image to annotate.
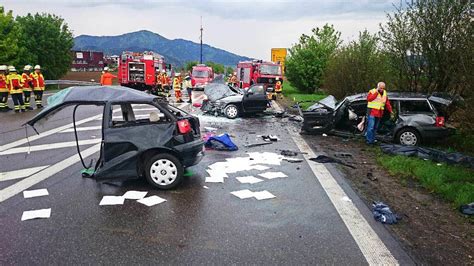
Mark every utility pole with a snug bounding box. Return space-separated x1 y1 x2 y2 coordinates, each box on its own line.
200 16 203 64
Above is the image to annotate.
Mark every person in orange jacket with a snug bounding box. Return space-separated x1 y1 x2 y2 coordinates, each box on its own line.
6 66 25 113
22 65 34 110
100 67 117 86
31 65 45 108
0 65 10 112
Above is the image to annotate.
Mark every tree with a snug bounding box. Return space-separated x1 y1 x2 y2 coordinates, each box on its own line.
185 61 198 72
323 30 391 99
0 7 21 66
285 24 341 93
205 61 225 74
16 12 74 79
226 66 234 76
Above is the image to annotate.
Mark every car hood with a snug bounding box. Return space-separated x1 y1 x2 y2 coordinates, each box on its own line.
307 95 337 111
216 95 244 103
204 83 242 102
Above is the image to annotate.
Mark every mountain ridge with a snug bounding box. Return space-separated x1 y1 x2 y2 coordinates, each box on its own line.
73 30 251 67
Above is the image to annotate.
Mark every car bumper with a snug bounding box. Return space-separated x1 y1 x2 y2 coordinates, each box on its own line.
421 126 455 139
175 139 205 167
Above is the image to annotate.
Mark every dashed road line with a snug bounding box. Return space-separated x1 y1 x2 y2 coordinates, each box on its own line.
0 166 50 182
60 126 102 133
0 139 101 156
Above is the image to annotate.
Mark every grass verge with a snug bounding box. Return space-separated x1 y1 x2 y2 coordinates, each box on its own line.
376 151 474 207
283 81 327 109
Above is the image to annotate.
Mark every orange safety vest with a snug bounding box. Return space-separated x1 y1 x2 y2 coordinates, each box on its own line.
22 73 33 91
275 81 282 92
6 73 23 94
367 88 387 110
0 74 8 93
31 72 45 91
100 72 116 86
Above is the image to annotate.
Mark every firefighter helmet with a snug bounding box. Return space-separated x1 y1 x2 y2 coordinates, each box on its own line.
174 73 181 77
104 67 109 71
0 65 7 71
34 65 41 70
276 77 280 81
8 66 17 72
24 65 32 71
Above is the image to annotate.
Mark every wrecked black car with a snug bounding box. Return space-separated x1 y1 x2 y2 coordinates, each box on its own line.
27 86 204 189
201 83 269 119
299 93 455 146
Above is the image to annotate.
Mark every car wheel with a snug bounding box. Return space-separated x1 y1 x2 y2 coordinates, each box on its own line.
145 153 184 189
397 128 421 146
224 104 239 119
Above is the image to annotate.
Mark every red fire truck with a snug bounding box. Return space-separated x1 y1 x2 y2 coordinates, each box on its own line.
118 51 168 91
191 64 214 90
236 60 283 89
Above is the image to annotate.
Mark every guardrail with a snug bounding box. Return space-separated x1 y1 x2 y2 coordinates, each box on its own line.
45 80 100 86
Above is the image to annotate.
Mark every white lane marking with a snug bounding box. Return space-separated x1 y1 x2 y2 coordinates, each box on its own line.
0 166 50 182
277 100 397 265
0 144 101 203
0 114 102 152
0 139 101 155
60 126 102 133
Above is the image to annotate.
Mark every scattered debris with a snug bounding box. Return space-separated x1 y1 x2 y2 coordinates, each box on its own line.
99 196 125 206
203 126 218 132
192 102 202 108
244 142 273 148
23 189 49 199
334 152 353 158
205 133 238 151
459 202 474 216
309 155 356 169
258 171 288 179
279 149 307 157
283 157 303 163
322 133 328 137
205 176 225 183
262 135 279 142
372 202 401 224
184 169 194 177
122 191 148 200
203 186 209 189
230 189 276 200
21 208 51 221
231 189 255 199
137 196 167 207
367 172 378 181
250 165 271 171
236 176 264 184
288 115 303 122
341 196 352 202
253 190 276 200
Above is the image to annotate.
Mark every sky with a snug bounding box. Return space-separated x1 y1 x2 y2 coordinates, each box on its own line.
3 0 399 59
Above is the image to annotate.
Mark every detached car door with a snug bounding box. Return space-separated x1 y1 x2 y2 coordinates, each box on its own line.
242 85 268 113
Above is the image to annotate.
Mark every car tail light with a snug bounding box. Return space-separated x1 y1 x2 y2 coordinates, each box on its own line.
177 119 192 134
436 116 445 127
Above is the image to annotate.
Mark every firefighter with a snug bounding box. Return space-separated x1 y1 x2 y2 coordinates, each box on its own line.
230 74 238 87
274 77 283 99
100 67 117 86
156 71 163 94
366 82 393 145
0 65 9 112
6 66 25 113
183 75 192 103
31 65 45 108
173 73 183 103
162 71 171 97
22 65 34 110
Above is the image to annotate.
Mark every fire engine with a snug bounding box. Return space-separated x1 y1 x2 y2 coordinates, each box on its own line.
191 64 214 90
236 60 283 89
118 51 168 91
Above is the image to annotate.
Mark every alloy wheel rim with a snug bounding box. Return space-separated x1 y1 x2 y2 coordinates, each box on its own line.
227 106 238 117
400 132 417 146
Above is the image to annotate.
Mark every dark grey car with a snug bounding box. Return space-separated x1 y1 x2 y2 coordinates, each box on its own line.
299 92 455 146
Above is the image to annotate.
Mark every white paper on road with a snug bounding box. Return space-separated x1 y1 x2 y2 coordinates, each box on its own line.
249 165 271 171
258 171 288 179
137 195 167 207
122 191 148 200
205 175 224 183
23 188 49 198
99 196 125 206
230 189 255 199
21 208 51 221
253 190 276 200
341 196 352 203
236 176 263 184
203 186 209 189
206 169 228 178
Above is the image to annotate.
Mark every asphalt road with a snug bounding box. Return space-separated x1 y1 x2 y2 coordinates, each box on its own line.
0 85 413 264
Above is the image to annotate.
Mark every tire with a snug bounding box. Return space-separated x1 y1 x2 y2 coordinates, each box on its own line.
396 128 421 146
145 153 184 189
224 104 239 119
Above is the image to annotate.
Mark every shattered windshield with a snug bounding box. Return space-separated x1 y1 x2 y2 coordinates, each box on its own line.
192 70 209 78
204 83 238 102
259 64 281 75
307 95 338 111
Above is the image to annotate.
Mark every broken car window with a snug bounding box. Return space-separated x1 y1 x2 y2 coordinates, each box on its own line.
400 100 432 114
249 85 265 94
111 103 169 127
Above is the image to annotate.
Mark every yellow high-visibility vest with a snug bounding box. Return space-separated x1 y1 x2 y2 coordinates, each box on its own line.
6 73 23 94
173 77 181 90
367 88 387 110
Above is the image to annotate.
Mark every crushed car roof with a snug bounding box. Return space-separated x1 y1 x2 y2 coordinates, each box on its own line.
27 86 157 126
204 83 239 102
